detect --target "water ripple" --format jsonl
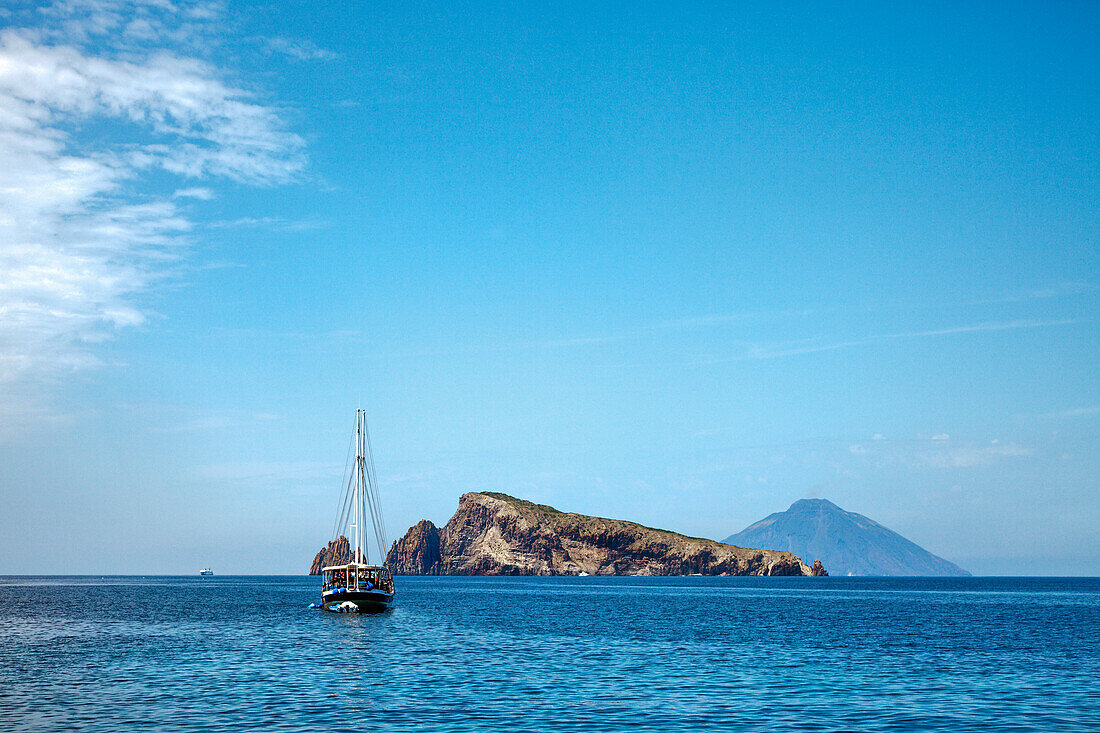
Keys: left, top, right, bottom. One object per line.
{"left": 0, "top": 576, "right": 1097, "bottom": 731}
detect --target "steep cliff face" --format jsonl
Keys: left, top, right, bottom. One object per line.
{"left": 385, "top": 492, "right": 823, "bottom": 577}
{"left": 387, "top": 520, "right": 442, "bottom": 575}
{"left": 309, "top": 536, "right": 351, "bottom": 575}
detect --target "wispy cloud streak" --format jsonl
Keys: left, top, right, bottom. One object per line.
{"left": 0, "top": 3, "right": 302, "bottom": 404}
{"left": 1039, "top": 406, "right": 1100, "bottom": 420}
{"left": 514, "top": 302, "right": 1083, "bottom": 363}
{"left": 730, "top": 319, "right": 1079, "bottom": 362}
{"left": 847, "top": 436, "right": 1032, "bottom": 469}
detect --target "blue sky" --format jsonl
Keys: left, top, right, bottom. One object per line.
{"left": 0, "top": 1, "right": 1096, "bottom": 575}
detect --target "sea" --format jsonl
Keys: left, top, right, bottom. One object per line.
{"left": 1, "top": 575, "right": 1097, "bottom": 731}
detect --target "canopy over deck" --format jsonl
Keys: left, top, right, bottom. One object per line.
{"left": 322, "top": 563, "right": 389, "bottom": 572}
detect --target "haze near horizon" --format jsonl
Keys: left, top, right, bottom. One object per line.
{"left": 0, "top": 1, "right": 1097, "bottom": 576}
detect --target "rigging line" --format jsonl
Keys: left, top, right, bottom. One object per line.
{"left": 335, "top": 468, "right": 356, "bottom": 548}
{"left": 331, "top": 474, "right": 352, "bottom": 546}
{"left": 368, "top": 474, "right": 385, "bottom": 564}
{"left": 358, "top": 411, "right": 372, "bottom": 566}
{"left": 363, "top": 418, "right": 386, "bottom": 541}
{"left": 364, "top": 440, "right": 376, "bottom": 564}
{"left": 331, "top": 426, "right": 356, "bottom": 540}
{"left": 370, "top": 461, "right": 387, "bottom": 551}
{"left": 363, "top": 456, "right": 384, "bottom": 563}
{"left": 333, "top": 450, "right": 356, "bottom": 542}
{"left": 359, "top": 414, "right": 382, "bottom": 547}
{"left": 364, "top": 424, "right": 388, "bottom": 563}
{"left": 358, "top": 420, "right": 369, "bottom": 565}
{"left": 339, "top": 408, "right": 364, "bottom": 543}
{"left": 334, "top": 415, "right": 359, "bottom": 546}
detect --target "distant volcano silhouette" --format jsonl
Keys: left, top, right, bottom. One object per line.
{"left": 724, "top": 499, "right": 969, "bottom": 576}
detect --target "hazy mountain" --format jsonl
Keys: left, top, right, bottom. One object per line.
{"left": 723, "top": 498, "right": 969, "bottom": 576}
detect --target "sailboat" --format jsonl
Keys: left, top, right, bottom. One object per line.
{"left": 318, "top": 409, "right": 395, "bottom": 613}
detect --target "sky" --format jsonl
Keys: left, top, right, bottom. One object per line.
{"left": 0, "top": 1, "right": 1096, "bottom": 575}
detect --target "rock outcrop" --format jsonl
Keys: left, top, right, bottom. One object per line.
{"left": 385, "top": 492, "right": 824, "bottom": 576}
{"left": 309, "top": 535, "right": 351, "bottom": 575}
{"left": 387, "top": 520, "right": 441, "bottom": 574}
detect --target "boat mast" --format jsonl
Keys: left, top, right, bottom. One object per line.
{"left": 337, "top": 408, "right": 388, "bottom": 569}
{"left": 363, "top": 407, "right": 371, "bottom": 561}
{"left": 355, "top": 409, "right": 366, "bottom": 565}
{"left": 362, "top": 414, "right": 388, "bottom": 566}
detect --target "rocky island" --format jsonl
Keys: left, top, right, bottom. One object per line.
{"left": 375, "top": 492, "right": 826, "bottom": 576}
{"left": 309, "top": 535, "right": 351, "bottom": 575}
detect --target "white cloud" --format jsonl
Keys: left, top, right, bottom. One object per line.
{"left": 845, "top": 436, "right": 1032, "bottom": 469}
{"left": 914, "top": 441, "right": 1031, "bottom": 469}
{"left": 205, "top": 216, "right": 323, "bottom": 231}
{"left": 36, "top": 0, "right": 227, "bottom": 49}
{"left": 259, "top": 36, "right": 339, "bottom": 62}
{"left": 173, "top": 187, "right": 214, "bottom": 199}
{"left": 142, "top": 404, "right": 281, "bottom": 433}
{"left": 0, "top": 6, "right": 302, "bottom": 409}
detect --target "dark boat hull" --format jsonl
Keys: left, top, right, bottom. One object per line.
{"left": 321, "top": 589, "right": 394, "bottom": 613}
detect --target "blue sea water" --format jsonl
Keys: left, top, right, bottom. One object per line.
{"left": 0, "top": 576, "right": 1097, "bottom": 731}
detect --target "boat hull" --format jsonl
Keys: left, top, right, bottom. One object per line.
{"left": 321, "top": 589, "right": 394, "bottom": 613}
